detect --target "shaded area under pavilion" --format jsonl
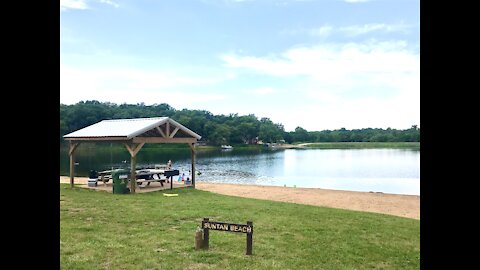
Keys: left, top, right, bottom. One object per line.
{"left": 63, "top": 117, "right": 201, "bottom": 193}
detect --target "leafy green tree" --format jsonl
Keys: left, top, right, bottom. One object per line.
{"left": 207, "top": 123, "right": 231, "bottom": 145}
{"left": 293, "top": 126, "right": 309, "bottom": 142}
{"left": 259, "top": 118, "right": 284, "bottom": 143}
{"left": 60, "top": 101, "right": 420, "bottom": 144}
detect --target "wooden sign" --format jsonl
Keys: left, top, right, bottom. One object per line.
{"left": 202, "top": 221, "right": 253, "bottom": 233}
{"left": 201, "top": 218, "right": 253, "bottom": 255}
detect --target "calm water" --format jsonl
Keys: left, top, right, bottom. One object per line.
{"left": 60, "top": 145, "right": 420, "bottom": 195}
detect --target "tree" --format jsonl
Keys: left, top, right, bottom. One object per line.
{"left": 206, "top": 123, "right": 231, "bottom": 145}
{"left": 293, "top": 126, "right": 309, "bottom": 142}
{"left": 258, "top": 118, "right": 284, "bottom": 143}
{"left": 60, "top": 101, "right": 420, "bottom": 145}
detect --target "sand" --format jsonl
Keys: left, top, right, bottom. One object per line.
{"left": 60, "top": 176, "right": 419, "bottom": 219}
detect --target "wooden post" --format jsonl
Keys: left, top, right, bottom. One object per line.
{"left": 189, "top": 143, "right": 196, "bottom": 188}
{"left": 69, "top": 142, "right": 80, "bottom": 188}
{"left": 69, "top": 151, "right": 75, "bottom": 188}
{"left": 195, "top": 229, "right": 203, "bottom": 250}
{"left": 246, "top": 221, "right": 253, "bottom": 255}
{"left": 203, "top": 217, "right": 209, "bottom": 250}
{"left": 130, "top": 154, "right": 136, "bottom": 193}
{"left": 170, "top": 176, "right": 173, "bottom": 190}
{"left": 124, "top": 142, "right": 145, "bottom": 194}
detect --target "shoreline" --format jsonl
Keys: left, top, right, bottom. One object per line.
{"left": 60, "top": 176, "right": 419, "bottom": 220}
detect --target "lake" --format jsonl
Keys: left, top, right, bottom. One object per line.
{"left": 60, "top": 145, "right": 420, "bottom": 195}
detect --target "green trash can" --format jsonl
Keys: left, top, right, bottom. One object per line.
{"left": 112, "top": 169, "right": 131, "bottom": 194}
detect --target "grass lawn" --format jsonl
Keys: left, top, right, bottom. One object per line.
{"left": 60, "top": 184, "right": 419, "bottom": 269}
{"left": 302, "top": 142, "right": 420, "bottom": 149}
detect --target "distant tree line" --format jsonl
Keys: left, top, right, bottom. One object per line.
{"left": 60, "top": 101, "right": 420, "bottom": 145}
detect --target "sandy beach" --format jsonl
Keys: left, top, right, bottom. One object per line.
{"left": 60, "top": 176, "right": 419, "bottom": 219}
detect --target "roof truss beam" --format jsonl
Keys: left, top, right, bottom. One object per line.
{"left": 132, "top": 137, "right": 196, "bottom": 144}
{"left": 69, "top": 142, "right": 80, "bottom": 156}
{"left": 155, "top": 126, "right": 167, "bottom": 138}
{"left": 169, "top": 126, "right": 180, "bottom": 138}
{"left": 124, "top": 142, "right": 145, "bottom": 157}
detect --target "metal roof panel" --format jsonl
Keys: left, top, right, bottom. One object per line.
{"left": 63, "top": 117, "right": 169, "bottom": 138}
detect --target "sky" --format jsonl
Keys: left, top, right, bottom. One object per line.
{"left": 60, "top": 0, "right": 419, "bottom": 132}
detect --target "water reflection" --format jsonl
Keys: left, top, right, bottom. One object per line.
{"left": 60, "top": 144, "right": 419, "bottom": 195}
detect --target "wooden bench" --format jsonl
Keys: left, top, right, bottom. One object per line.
{"left": 136, "top": 178, "right": 168, "bottom": 187}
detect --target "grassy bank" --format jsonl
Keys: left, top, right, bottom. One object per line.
{"left": 301, "top": 142, "right": 420, "bottom": 149}
{"left": 60, "top": 184, "right": 419, "bottom": 269}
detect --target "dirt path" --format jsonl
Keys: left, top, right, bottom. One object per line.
{"left": 60, "top": 176, "right": 419, "bottom": 219}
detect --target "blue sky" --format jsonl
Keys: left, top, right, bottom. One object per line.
{"left": 60, "top": 0, "right": 419, "bottom": 132}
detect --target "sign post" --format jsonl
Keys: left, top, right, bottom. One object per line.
{"left": 203, "top": 217, "right": 210, "bottom": 250}
{"left": 246, "top": 221, "right": 253, "bottom": 255}
{"left": 201, "top": 217, "right": 253, "bottom": 255}
{"left": 164, "top": 170, "right": 179, "bottom": 190}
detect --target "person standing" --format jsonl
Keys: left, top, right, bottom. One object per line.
{"left": 165, "top": 160, "right": 173, "bottom": 183}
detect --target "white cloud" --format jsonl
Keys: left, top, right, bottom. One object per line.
{"left": 225, "top": 72, "right": 238, "bottom": 79}
{"left": 297, "top": 73, "right": 419, "bottom": 130}
{"left": 309, "top": 25, "right": 333, "bottom": 38}
{"left": 305, "top": 23, "right": 413, "bottom": 38}
{"left": 287, "top": 22, "right": 412, "bottom": 39}
{"left": 61, "top": 0, "right": 120, "bottom": 11}
{"left": 340, "top": 23, "right": 385, "bottom": 36}
{"left": 221, "top": 40, "right": 419, "bottom": 131}
{"left": 60, "top": 0, "right": 88, "bottom": 11}
{"left": 100, "top": 0, "right": 119, "bottom": 8}
{"left": 252, "top": 87, "right": 276, "bottom": 95}
{"left": 340, "top": 23, "right": 412, "bottom": 36}
{"left": 60, "top": 64, "right": 229, "bottom": 106}
{"left": 268, "top": 82, "right": 419, "bottom": 131}
{"left": 222, "top": 40, "right": 418, "bottom": 78}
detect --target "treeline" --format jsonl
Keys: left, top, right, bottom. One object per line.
{"left": 60, "top": 101, "right": 419, "bottom": 145}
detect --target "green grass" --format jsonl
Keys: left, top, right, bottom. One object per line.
{"left": 60, "top": 184, "right": 420, "bottom": 269}
{"left": 302, "top": 142, "right": 420, "bottom": 149}
{"left": 195, "top": 145, "right": 218, "bottom": 151}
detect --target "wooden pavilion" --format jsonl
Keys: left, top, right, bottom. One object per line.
{"left": 63, "top": 117, "right": 201, "bottom": 193}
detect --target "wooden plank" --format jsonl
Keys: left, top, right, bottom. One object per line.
{"left": 200, "top": 219, "right": 253, "bottom": 255}
{"left": 190, "top": 143, "right": 196, "bottom": 188}
{"left": 132, "top": 137, "right": 197, "bottom": 144}
{"left": 136, "top": 179, "right": 165, "bottom": 183}
{"left": 246, "top": 221, "right": 253, "bottom": 255}
{"left": 202, "top": 221, "right": 253, "bottom": 233}
{"left": 169, "top": 126, "right": 180, "bottom": 138}
{"left": 124, "top": 142, "right": 144, "bottom": 156}
{"left": 203, "top": 218, "right": 209, "bottom": 250}
{"left": 124, "top": 143, "right": 135, "bottom": 156}
{"left": 166, "top": 121, "right": 170, "bottom": 137}
{"left": 155, "top": 126, "right": 167, "bottom": 138}
{"left": 130, "top": 155, "right": 137, "bottom": 193}
{"left": 124, "top": 142, "right": 144, "bottom": 194}
{"left": 69, "top": 142, "right": 80, "bottom": 188}
{"left": 68, "top": 142, "right": 80, "bottom": 156}
{"left": 132, "top": 142, "right": 145, "bottom": 156}
{"left": 69, "top": 150, "right": 75, "bottom": 188}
